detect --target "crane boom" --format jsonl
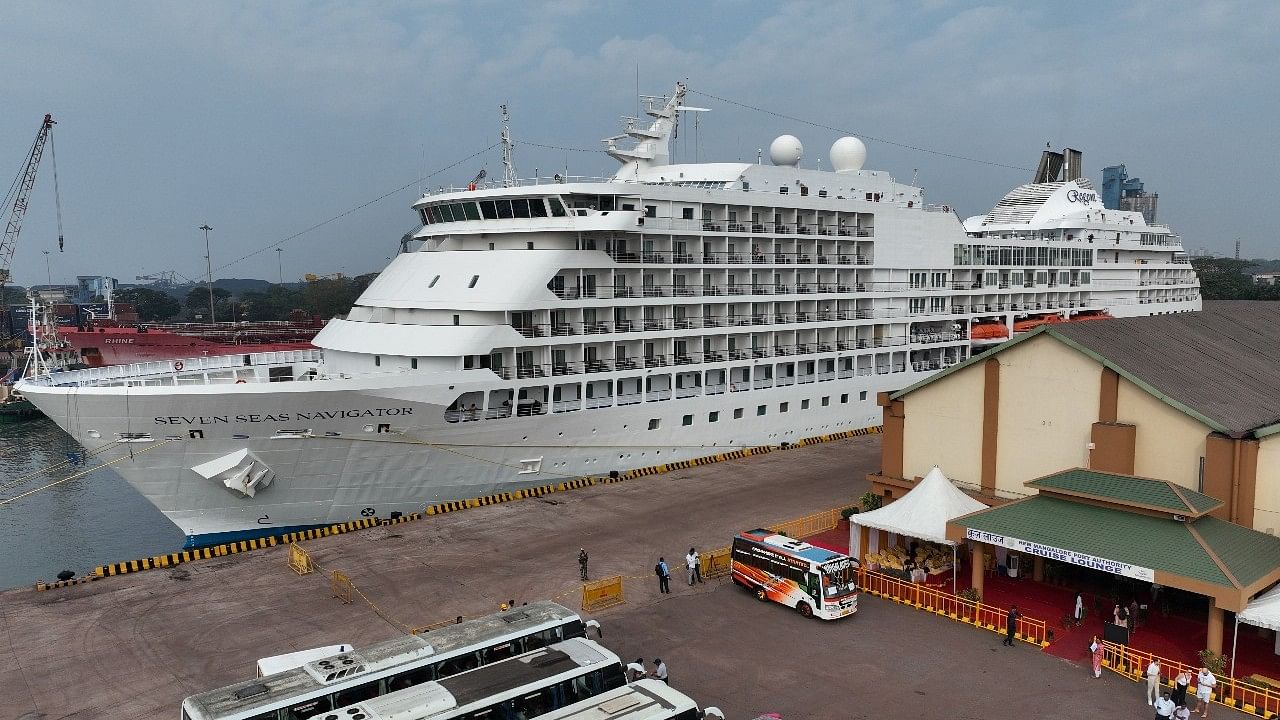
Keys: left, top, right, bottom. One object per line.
{"left": 0, "top": 114, "right": 56, "bottom": 295}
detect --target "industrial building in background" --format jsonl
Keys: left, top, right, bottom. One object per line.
{"left": 1102, "top": 164, "right": 1159, "bottom": 224}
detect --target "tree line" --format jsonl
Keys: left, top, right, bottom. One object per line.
{"left": 1190, "top": 257, "right": 1280, "bottom": 301}
{"left": 114, "top": 273, "right": 378, "bottom": 322}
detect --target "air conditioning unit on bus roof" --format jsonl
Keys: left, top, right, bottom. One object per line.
{"left": 304, "top": 652, "right": 368, "bottom": 684}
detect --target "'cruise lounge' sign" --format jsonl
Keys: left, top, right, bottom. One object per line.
{"left": 966, "top": 528, "right": 1154, "bottom": 582}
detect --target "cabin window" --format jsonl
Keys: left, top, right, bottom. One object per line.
{"left": 860, "top": 391, "right": 868, "bottom": 401}
{"left": 453, "top": 315, "right": 460, "bottom": 326}
{"left": 709, "top": 411, "right": 719, "bottom": 422}
{"left": 374, "top": 356, "right": 381, "bottom": 367}
{"left": 648, "top": 419, "right": 660, "bottom": 430}
{"left": 410, "top": 358, "right": 418, "bottom": 370}
{"left": 841, "top": 393, "right": 849, "bottom": 403}
{"left": 734, "top": 408, "right": 743, "bottom": 419}
{"left": 682, "top": 414, "right": 693, "bottom": 426}
{"left": 462, "top": 202, "right": 481, "bottom": 220}
{"left": 529, "top": 199, "right": 548, "bottom": 217}
{"left": 779, "top": 186, "right": 789, "bottom": 194}
{"left": 779, "top": 402, "right": 789, "bottom": 413}
{"left": 801, "top": 399, "right": 809, "bottom": 410}
{"left": 496, "top": 199, "right": 514, "bottom": 219}
{"left": 822, "top": 396, "right": 830, "bottom": 406}
{"left": 757, "top": 405, "right": 766, "bottom": 416}
{"left": 549, "top": 198, "right": 568, "bottom": 217}
{"left": 480, "top": 200, "right": 498, "bottom": 219}
{"left": 644, "top": 205, "right": 657, "bottom": 218}
{"left": 527, "top": 241, "right": 534, "bottom": 250}
{"left": 419, "top": 208, "right": 430, "bottom": 224}
{"left": 682, "top": 208, "right": 694, "bottom": 220}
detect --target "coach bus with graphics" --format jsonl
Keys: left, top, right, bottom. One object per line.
{"left": 183, "top": 601, "right": 600, "bottom": 720}
{"left": 731, "top": 528, "right": 858, "bottom": 620}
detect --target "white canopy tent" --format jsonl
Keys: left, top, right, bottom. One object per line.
{"left": 1232, "top": 582, "right": 1280, "bottom": 676}
{"left": 850, "top": 465, "right": 988, "bottom": 592}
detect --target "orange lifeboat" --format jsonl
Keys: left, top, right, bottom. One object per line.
{"left": 970, "top": 322, "right": 1010, "bottom": 340}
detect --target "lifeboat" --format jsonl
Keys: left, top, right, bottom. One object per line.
{"left": 970, "top": 322, "right": 1010, "bottom": 340}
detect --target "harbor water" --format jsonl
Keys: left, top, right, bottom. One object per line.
{"left": 0, "top": 418, "right": 184, "bottom": 589}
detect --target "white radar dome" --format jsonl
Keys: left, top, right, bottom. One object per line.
{"left": 829, "top": 136, "right": 867, "bottom": 172}
{"left": 769, "top": 135, "right": 804, "bottom": 167}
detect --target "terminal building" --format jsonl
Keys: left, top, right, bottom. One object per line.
{"left": 869, "top": 301, "right": 1280, "bottom": 656}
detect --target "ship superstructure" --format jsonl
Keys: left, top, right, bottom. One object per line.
{"left": 17, "top": 84, "right": 1200, "bottom": 545}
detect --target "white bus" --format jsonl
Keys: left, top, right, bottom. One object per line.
{"left": 183, "top": 602, "right": 598, "bottom": 720}
{"left": 329, "top": 637, "right": 626, "bottom": 720}
{"left": 535, "top": 679, "right": 720, "bottom": 720}
{"left": 732, "top": 528, "right": 858, "bottom": 620}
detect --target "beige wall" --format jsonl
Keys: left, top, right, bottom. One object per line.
{"left": 1115, "top": 378, "right": 1207, "bottom": 491}
{"left": 1254, "top": 436, "right": 1280, "bottom": 534}
{"left": 902, "top": 360, "right": 984, "bottom": 486}
{"left": 993, "top": 336, "right": 1100, "bottom": 494}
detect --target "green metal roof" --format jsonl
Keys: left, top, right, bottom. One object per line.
{"left": 1192, "top": 516, "right": 1280, "bottom": 588}
{"left": 953, "top": 495, "right": 1233, "bottom": 588}
{"left": 1026, "top": 468, "right": 1223, "bottom": 517}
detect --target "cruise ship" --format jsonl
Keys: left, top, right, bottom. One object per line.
{"left": 16, "top": 84, "right": 1201, "bottom": 546}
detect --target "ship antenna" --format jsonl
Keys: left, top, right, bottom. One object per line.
{"left": 500, "top": 103, "right": 518, "bottom": 187}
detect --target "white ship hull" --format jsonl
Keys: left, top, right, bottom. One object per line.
{"left": 20, "top": 360, "right": 900, "bottom": 545}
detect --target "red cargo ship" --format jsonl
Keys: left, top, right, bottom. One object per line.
{"left": 59, "top": 315, "right": 324, "bottom": 367}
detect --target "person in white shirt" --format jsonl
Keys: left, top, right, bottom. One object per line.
{"left": 652, "top": 657, "right": 668, "bottom": 684}
{"left": 1194, "top": 668, "right": 1216, "bottom": 717}
{"left": 686, "top": 548, "right": 702, "bottom": 585}
{"left": 1146, "top": 659, "right": 1162, "bottom": 705}
{"left": 626, "top": 658, "right": 646, "bottom": 682}
{"left": 910, "top": 566, "right": 927, "bottom": 584}
{"left": 1174, "top": 704, "right": 1191, "bottom": 720}
{"left": 1154, "top": 692, "right": 1175, "bottom": 719}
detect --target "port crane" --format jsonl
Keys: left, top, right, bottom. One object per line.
{"left": 0, "top": 114, "right": 63, "bottom": 298}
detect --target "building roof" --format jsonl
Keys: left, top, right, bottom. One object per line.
{"left": 1026, "top": 468, "right": 1222, "bottom": 517}
{"left": 893, "top": 302, "right": 1280, "bottom": 438}
{"left": 949, "top": 494, "right": 1280, "bottom": 607}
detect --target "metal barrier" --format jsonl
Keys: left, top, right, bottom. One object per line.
{"left": 1102, "top": 641, "right": 1280, "bottom": 718}
{"left": 287, "top": 543, "right": 313, "bottom": 575}
{"left": 582, "top": 575, "right": 626, "bottom": 612}
{"left": 331, "top": 570, "right": 353, "bottom": 604}
{"left": 858, "top": 568, "right": 1049, "bottom": 646}
{"left": 701, "top": 547, "right": 733, "bottom": 579}
{"left": 767, "top": 507, "right": 842, "bottom": 539}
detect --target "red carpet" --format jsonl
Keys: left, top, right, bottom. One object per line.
{"left": 804, "top": 525, "right": 849, "bottom": 555}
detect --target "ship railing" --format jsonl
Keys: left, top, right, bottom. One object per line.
{"left": 605, "top": 249, "right": 874, "bottom": 266}
{"left": 23, "top": 349, "right": 323, "bottom": 387}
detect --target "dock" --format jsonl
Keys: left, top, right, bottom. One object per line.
{"left": 1, "top": 436, "right": 1240, "bottom": 720}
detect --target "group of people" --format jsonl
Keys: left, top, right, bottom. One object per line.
{"left": 655, "top": 549, "right": 704, "bottom": 593}
{"left": 1145, "top": 659, "right": 1217, "bottom": 719}
{"left": 577, "top": 548, "right": 706, "bottom": 592}
{"left": 626, "top": 657, "right": 669, "bottom": 684}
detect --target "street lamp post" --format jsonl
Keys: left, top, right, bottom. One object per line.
{"left": 199, "top": 224, "right": 215, "bottom": 322}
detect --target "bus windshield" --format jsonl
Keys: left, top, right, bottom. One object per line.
{"left": 820, "top": 558, "right": 856, "bottom": 596}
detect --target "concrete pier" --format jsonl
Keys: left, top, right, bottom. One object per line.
{"left": 1, "top": 437, "right": 1247, "bottom": 720}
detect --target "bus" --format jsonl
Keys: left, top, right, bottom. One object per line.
{"left": 183, "top": 601, "right": 600, "bottom": 720}
{"left": 731, "top": 528, "right": 858, "bottom": 620}
{"left": 534, "top": 679, "right": 722, "bottom": 720}
{"left": 329, "top": 637, "right": 626, "bottom": 720}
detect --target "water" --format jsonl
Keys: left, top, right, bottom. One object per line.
{"left": 0, "top": 417, "right": 185, "bottom": 589}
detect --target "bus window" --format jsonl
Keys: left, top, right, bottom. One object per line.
{"left": 388, "top": 664, "right": 434, "bottom": 691}
{"left": 600, "top": 663, "right": 626, "bottom": 690}
{"left": 523, "top": 628, "right": 556, "bottom": 651}
{"left": 561, "top": 619, "right": 585, "bottom": 639}
{"left": 333, "top": 680, "right": 380, "bottom": 709}
{"left": 482, "top": 641, "right": 517, "bottom": 663}
{"left": 437, "top": 651, "right": 481, "bottom": 678}
{"left": 511, "top": 690, "right": 550, "bottom": 719}
{"left": 245, "top": 712, "right": 277, "bottom": 720}
{"left": 805, "top": 572, "right": 821, "bottom": 601}
{"left": 282, "top": 695, "right": 330, "bottom": 720}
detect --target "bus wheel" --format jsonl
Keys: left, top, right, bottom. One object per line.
{"left": 756, "top": 588, "right": 768, "bottom": 602}
{"left": 797, "top": 601, "right": 814, "bottom": 618}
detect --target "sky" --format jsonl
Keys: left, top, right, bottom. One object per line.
{"left": 1, "top": 0, "right": 1276, "bottom": 287}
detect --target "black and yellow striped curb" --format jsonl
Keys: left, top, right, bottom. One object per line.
{"left": 35, "top": 574, "right": 100, "bottom": 592}
{"left": 40, "top": 425, "right": 882, "bottom": 591}
{"left": 861, "top": 584, "right": 1050, "bottom": 648}
{"left": 80, "top": 518, "right": 382, "bottom": 583}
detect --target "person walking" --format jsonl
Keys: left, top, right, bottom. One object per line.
{"left": 686, "top": 548, "right": 706, "bottom": 584}
{"left": 1073, "top": 592, "right": 1085, "bottom": 626}
{"left": 1089, "top": 635, "right": 1105, "bottom": 678}
{"left": 652, "top": 658, "right": 668, "bottom": 684}
{"left": 1155, "top": 692, "right": 1175, "bottom": 720}
{"left": 656, "top": 557, "right": 671, "bottom": 594}
{"left": 1003, "top": 605, "right": 1019, "bottom": 646}
{"left": 1193, "top": 667, "right": 1216, "bottom": 717}
{"left": 578, "top": 548, "right": 589, "bottom": 581}
{"left": 1146, "top": 659, "right": 1162, "bottom": 705}
{"left": 1172, "top": 669, "right": 1191, "bottom": 707}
